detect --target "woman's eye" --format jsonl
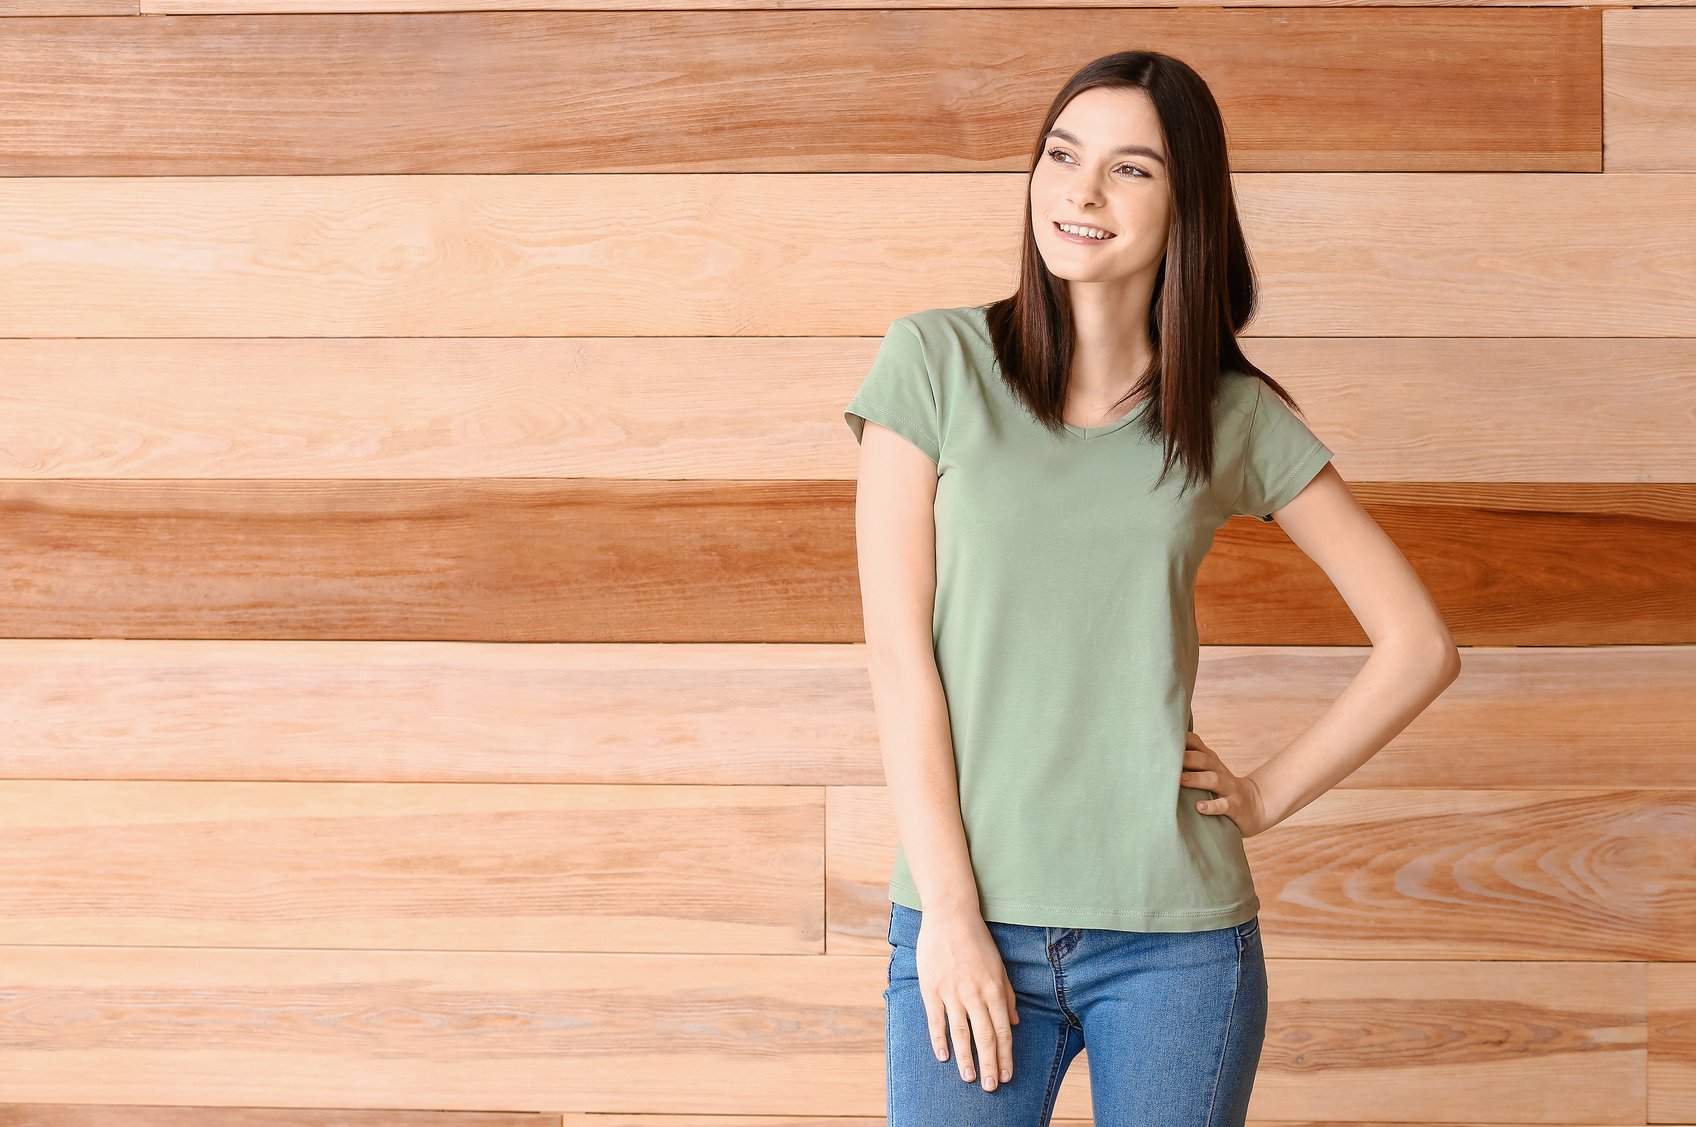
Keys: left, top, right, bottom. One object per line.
{"left": 1046, "top": 148, "right": 1148, "bottom": 178}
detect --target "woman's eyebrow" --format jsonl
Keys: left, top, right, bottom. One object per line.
{"left": 1043, "top": 127, "right": 1168, "bottom": 167}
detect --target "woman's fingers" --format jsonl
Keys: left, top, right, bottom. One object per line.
{"left": 951, "top": 1001, "right": 977, "bottom": 1081}
{"left": 922, "top": 982, "right": 950, "bottom": 1062}
{"left": 982, "top": 992, "right": 1015, "bottom": 1086}
{"left": 914, "top": 922, "right": 1019, "bottom": 1089}
{"left": 963, "top": 993, "right": 1001, "bottom": 1089}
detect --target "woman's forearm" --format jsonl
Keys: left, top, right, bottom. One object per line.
{"left": 868, "top": 648, "right": 983, "bottom": 920}
{"left": 1249, "top": 639, "right": 1462, "bottom": 830}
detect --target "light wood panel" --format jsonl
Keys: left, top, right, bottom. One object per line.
{"left": 0, "top": 1112, "right": 556, "bottom": 1126}
{"left": 0, "top": 0, "right": 132, "bottom": 14}
{"left": 3, "top": 1116, "right": 1658, "bottom": 1127}
{"left": 0, "top": 10, "right": 1597, "bottom": 175}
{"left": 831, "top": 784, "right": 1696, "bottom": 960}
{"left": 1, "top": 336, "right": 1691, "bottom": 481}
{"left": 1, "top": 0, "right": 1689, "bottom": 1122}
{"left": 0, "top": 479, "right": 1689, "bottom": 643}
{"left": 0, "top": 641, "right": 1682, "bottom": 789}
{"left": 1605, "top": 9, "right": 1696, "bottom": 171}
{"left": 0, "top": 942, "right": 1649, "bottom": 1121}
{"left": 0, "top": 780, "right": 824, "bottom": 953}
{"left": 131, "top": 0, "right": 1694, "bottom": 11}
{"left": 4, "top": 173, "right": 1696, "bottom": 337}
{"left": 1, "top": 773, "right": 1686, "bottom": 963}
{"left": 1650, "top": 963, "right": 1696, "bottom": 1123}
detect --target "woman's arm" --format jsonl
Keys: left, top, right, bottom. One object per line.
{"left": 854, "top": 419, "right": 981, "bottom": 920}
{"left": 1245, "top": 463, "right": 1463, "bottom": 830}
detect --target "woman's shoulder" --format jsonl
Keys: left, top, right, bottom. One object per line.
{"left": 886, "top": 305, "right": 997, "bottom": 381}
{"left": 1215, "top": 367, "right": 1267, "bottom": 421}
{"left": 894, "top": 304, "right": 991, "bottom": 342}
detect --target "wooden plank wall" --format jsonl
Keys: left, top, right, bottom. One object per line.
{"left": 0, "top": 0, "right": 1691, "bottom": 1123}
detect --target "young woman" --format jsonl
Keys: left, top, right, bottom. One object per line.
{"left": 845, "top": 50, "right": 1461, "bottom": 1127}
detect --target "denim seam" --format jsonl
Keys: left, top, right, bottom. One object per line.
{"left": 1038, "top": 1017, "right": 1072, "bottom": 1126}
{"left": 885, "top": 987, "right": 895, "bottom": 1127}
{"left": 1206, "top": 926, "right": 1245, "bottom": 1126}
{"left": 1048, "top": 941, "right": 1083, "bottom": 1029}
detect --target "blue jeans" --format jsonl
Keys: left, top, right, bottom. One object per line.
{"left": 884, "top": 901, "right": 1267, "bottom": 1126}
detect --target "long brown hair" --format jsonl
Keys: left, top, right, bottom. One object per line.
{"left": 983, "top": 49, "right": 1308, "bottom": 500}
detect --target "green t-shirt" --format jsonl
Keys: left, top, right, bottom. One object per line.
{"left": 844, "top": 303, "right": 1333, "bottom": 932}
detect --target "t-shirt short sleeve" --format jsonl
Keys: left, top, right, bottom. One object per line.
{"left": 1233, "top": 378, "right": 1334, "bottom": 522}
{"left": 843, "top": 318, "right": 942, "bottom": 465}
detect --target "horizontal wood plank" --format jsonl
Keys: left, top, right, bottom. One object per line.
{"left": 0, "top": 1110, "right": 556, "bottom": 1126}
{"left": 0, "top": 480, "right": 1689, "bottom": 644}
{"left": 0, "top": 10, "right": 1597, "bottom": 175}
{"left": 5, "top": 173, "right": 1695, "bottom": 337}
{"left": 1603, "top": 9, "right": 1696, "bottom": 173}
{"left": 0, "top": 944, "right": 1645, "bottom": 1120}
{"left": 0, "top": 641, "right": 1683, "bottom": 788}
{"left": 830, "top": 785, "right": 1696, "bottom": 962}
{"left": 1649, "top": 962, "right": 1696, "bottom": 1122}
{"left": 1, "top": 336, "right": 1691, "bottom": 482}
{"left": 0, "top": 639, "right": 1688, "bottom": 960}
{"left": 0, "top": 781, "right": 823, "bottom": 953}
{"left": 0, "top": 0, "right": 131, "bottom": 14}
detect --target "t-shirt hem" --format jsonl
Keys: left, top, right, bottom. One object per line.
{"left": 844, "top": 397, "right": 942, "bottom": 465}
{"left": 888, "top": 877, "right": 1260, "bottom": 933}
{"left": 1255, "top": 440, "right": 1334, "bottom": 522}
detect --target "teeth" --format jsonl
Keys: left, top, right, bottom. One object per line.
{"left": 1059, "top": 222, "right": 1112, "bottom": 239}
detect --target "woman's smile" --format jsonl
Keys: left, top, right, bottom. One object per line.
{"left": 1053, "top": 220, "right": 1117, "bottom": 244}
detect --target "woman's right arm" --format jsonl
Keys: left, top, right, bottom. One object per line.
{"left": 854, "top": 418, "right": 1020, "bottom": 1093}
{"left": 852, "top": 418, "right": 980, "bottom": 921}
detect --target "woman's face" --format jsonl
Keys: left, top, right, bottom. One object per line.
{"left": 1030, "top": 87, "right": 1173, "bottom": 289}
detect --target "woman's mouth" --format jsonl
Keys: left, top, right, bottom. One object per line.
{"left": 1053, "top": 221, "right": 1116, "bottom": 245}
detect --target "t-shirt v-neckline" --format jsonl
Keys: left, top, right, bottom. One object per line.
{"left": 1062, "top": 395, "right": 1151, "bottom": 440}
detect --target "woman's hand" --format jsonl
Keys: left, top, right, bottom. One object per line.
{"left": 915, "top": 911, "right": 1021, "bottom": 1091}
{"left": 1182, "top": 730, "right": 1271, "bottom": 839}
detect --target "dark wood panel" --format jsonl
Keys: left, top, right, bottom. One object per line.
{"left": 0, "top": 480, "right": 1689, "bottom": 644}
{"left": 0, "top": 10, "right": 1598, "bottom": 175}
{"left": 0, "top": 944, "right": 1644, "bottom": 1120}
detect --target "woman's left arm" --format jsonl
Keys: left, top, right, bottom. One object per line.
{"left": 1206, "top": 462, "right": 1463, "bottom": 836}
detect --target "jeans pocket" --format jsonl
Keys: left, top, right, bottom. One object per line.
{"left": 1233, "top": 916, "right": 1261, "bottom": 942}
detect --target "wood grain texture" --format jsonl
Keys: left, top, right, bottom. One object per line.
{"left": 6, "top": 172, "right": 1696, "bottom": 337}
{"left": 0, "top": 943, "right": 1646, "bottom": 1120}
{"left": 0, "top": 641, "right": 1686, "bottom": 960}
{"left": 1650, "top": 963, "right": 1696, "bottom": 1123}
{"left": 0, "top": 1112, "right": 556, "bottom": 1126}
{"left": 0, "top": 0, "right": 133, "bottom": 14}
{"left": 0, "top": 10, "right": 1596, "bottom": 174}
{"left": 1604, "top": 9, "right": 1696, "bottom": 172}
{"left": 0, "top": 641, "right": 1683, "bottom": 788}
{"left": 0, "top": 0, "right": 1685, "bottom": 1121}
{"left": 135, "top": 0, "right": 1680, "bottom": 11}
{"left": 0, "top": 479, "right": 1689, "bottom": 643}
{"left": 0, "top": 639, "right": 878, "bottom": 783}
{"left": 0, "top": 780, "right": 824, "bottom": 953}
{"left": 831, "top": 784, "right": 1696, "bottom": 962}
{"left": 1, "top": 336, "right": 1692, "bottom": 481}
{"left": 0, "top": 776, "right": 1687, "bottom": 961}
